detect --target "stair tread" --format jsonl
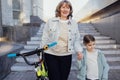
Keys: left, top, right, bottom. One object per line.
{"left": 16, "top": 55, "right": 40, "bottom": 63}
{"left": 11, "top": 63, "right": 34, "bottom": 71}
{"left": 11, "top": 62, "right": 120, "bottom": 71}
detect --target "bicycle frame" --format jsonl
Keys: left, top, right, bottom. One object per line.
{"left": 7, "top": 42, "right": 57, "bottom": 80}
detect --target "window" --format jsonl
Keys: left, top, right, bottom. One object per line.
{"left": 12, "top": 0, "right": 21, "bottom": 19}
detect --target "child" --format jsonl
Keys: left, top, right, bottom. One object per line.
{"left": 77, "top": 34, "right": 109, "bottom": 80}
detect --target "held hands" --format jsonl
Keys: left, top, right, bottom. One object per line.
{"left": 77, "top": 52, "right": 83, "bottom": 60}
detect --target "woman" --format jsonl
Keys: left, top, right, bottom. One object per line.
{"left": 41, "top": 1, "right": 83, "bottom": 80}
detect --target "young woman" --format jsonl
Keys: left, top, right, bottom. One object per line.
{"left": 77, "top": 34, "right": 109, "bottom": 80}
{"left": 41, "top": 0, "right": 83, "bottom": 80}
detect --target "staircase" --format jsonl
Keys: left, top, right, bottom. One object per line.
{"left": 9, "top": 23, "right": 44, "bottom": 71}
{"left": 4, "top": 23, "right": 120, "bottom": 80}
{"left": 69, "top": 23, "right": 120, "bottom": 80}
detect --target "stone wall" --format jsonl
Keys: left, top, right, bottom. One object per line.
{"left": 92, "top": 13, "right": 120, "bottom": 44}
{"left": 0, "top": 54, "right": 15, "bottom": 80}
{"left": 0, "top": 0, "right": 3, "bottom": 37}
{"left": 2, "top": 25, "right": 40, "bottom": 44}
{"left": 0, "top": 42, "right": 24, "bottom": 80}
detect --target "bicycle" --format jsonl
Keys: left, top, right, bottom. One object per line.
{"left": 7, "top": 42, "right": 57, "bottom": 80}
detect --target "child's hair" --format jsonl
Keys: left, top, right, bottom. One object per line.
{"left": 83, "top": 34, "right": 95, "bottom": 45}
{"left": 55, "top": 0, "right": 73, "bottom": 19}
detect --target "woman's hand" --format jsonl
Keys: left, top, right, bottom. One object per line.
{"left": 77, "top": 52, "right": 83, "bottom": 60}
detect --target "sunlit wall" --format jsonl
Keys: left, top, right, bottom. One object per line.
{"left": 75, "top": 0, "right": 118, "bottom": 22}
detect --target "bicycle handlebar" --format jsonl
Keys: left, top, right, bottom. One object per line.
{"left": 7, "top": 42, "right": 57, "bottom": 58}
{"left": 7, "top": 42, "right": 57, "bottom": 65}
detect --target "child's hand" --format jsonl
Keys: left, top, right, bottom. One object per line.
{"left": 77, "top": 52, "right": 83, "bottom": 60}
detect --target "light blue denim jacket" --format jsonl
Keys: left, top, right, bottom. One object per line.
{"left": 77, "top": 49, "right": 109, "bottom": 80}
{"left": 41, "top": 17, "right": 83, "bottom": 54}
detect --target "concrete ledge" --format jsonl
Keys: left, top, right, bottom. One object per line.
{"left": 0, "top": 42, "right": 24, "bottom": 80}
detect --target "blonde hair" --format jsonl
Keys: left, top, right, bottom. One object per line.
{"left": 55, "top": 0, "right": 73, "bottom": 19}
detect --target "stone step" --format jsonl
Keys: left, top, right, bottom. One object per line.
{"left": 78, "top": 24, "right": 94, "bottom": 26}
{"left": 72, "top": 56, "right": 120, "bottom": 62}
{"left": 36, "top": 32, "right": 43, "bottom": 35}
{"left": 72, "top": 49, "right": 120, "bottom": 57}
{"left": 16, "top": 55, "right": 40, "bottom": 63}
{"left": 81, "top": 36, "right": 111, "bottom": 40}
{"left": 36, "top": 33, "right": 42, "bottom": 36}
{"left": 79, "top": 27, "right": 96, "bottom": 30}
{"left": 11, "top": 63, "right": 34, "bottom": 71}
{"left": 30, "top": 36, "right": 111, "bottom": 41}
{"left": 27, "top": 41, "right": 41, "bottom": 44}
{"left": 16, "top": 52, "right": 120, "bottom": 63}
{"left": 37, "top": 32, "right": 43, "bottom": 35}
{"left": 27, "top": 39, "right": 116, "bottom": 45}
{"left": 24, "top": 44, "right": 120, "bottom": 50}
{"left": 3, "top": 71, "right": 36, "bottom": 80}
{"left": 102, "top": 49, "right": 120, "bottom": 54}
{"left": 82, "top": 44, "right": 120, "bottom": 49}
{"left": 102, "top": 49, "right": 120, "bottom": 55}
{"left": 107, "top": 57, "right": 120, "bottom": 62}
{"left": 11, "top": 62, "right": 120, "bottom": 72}
{"left": 24, "top": 44, "right": 39, "bottom": 49}
{"left": 20, "top": 49, "right": 120, "bottom": 58}
{"left": 79, "top": 26, "right": 94, "bottom": 28}
{"left": 4, "top": 69, "right": 120, "bottom": 80}
{"left": 71, "top": 64, "right": 120, "bottom": 71}
{"left": 20, "top": 49, "right": 36, "bottom": 54}
{"left": 38, "top": 30, "right": 43, "bottom": 33}
{"left": 80, "top": 32, "right": 100, "bottom": 36}
{"left": 78, "top": 27, "right": 95, "bottom": 29}
{"left": 105, "top": 53, "right": 120, "bottom": 57}
{"left": 82, "top": 39, "right": 116, "bottom": 44}
{"left": 108, "top": 62, "right": 120, "bottom": 67}
{"left": 96, "top": 44, "right": 120, "bottom": 49}
{"left": 79, "top": 30, "right": 98, "bottom": 33}
{"left": 31, "top": 37, "right": 41, "bottom": 41}
{"left": 71, "top": 61, "right": 120, "bottom": 70}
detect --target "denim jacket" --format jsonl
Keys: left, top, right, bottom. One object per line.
{"left": 41, "top": 17, "right": 83, "bottom": 54}
{"left": 77, "top": 49, "right": 110, "bottom": 80}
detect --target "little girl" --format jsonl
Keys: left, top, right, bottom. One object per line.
{"left": 77, "top": 34, "right": 109, "bottom": 80}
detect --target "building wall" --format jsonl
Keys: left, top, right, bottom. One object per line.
{"left": 2, "top": 25, "right": 40, "bottom": 43}
{"left": 43, "top": 0, "right": 59, "bottom": 21}
{"left": 38, "top": 0, "right": 43, "bottom": 20}
{"left": 1, "top": 0, "right": 34, "bottom": 26}
{"left": 75, "top": 0, "right": 117, "bottom": 21}
{"left": 0, "top": 0, "right": 3, "bottom": 37}
{"left": 92, "top": 13, "right": 120, "bottom": 44}
{"left": 20, "top": 0, "right": 31, "bottom": 24}
{"left": 1, "top": 0, "right": 13, "bottom": 26}
{"left": 31, "top": 0, "right": 43, "bottom": 20}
